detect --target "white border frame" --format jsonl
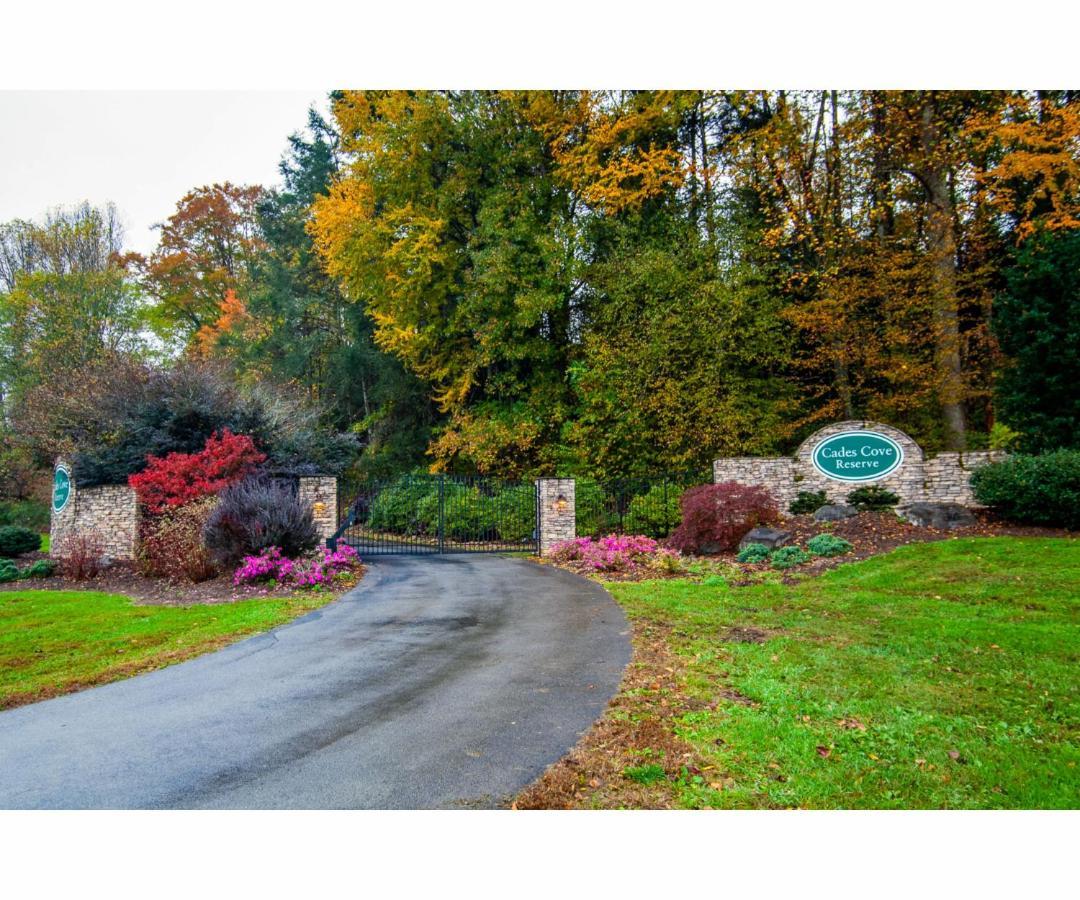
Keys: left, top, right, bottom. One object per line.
{"left": 811, "top": 430, "right": 905, "bottom": 483}
{"left": 52, "top": 462, "right": 72, "bottom": 513}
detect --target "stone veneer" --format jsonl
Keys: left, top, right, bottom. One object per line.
{"left": 50, "top": 460, "right": 140, "bottom": 561}
{"left": 537, "top": 478, "right": 575, "bottom": 555}
{"left": 50, "top": 461, "right": 341, "bottom": 561}
{"left": 713, "top": 421, "right": 1005, "bottom": 511}
{"left": 297, "top": 476, "right": 339, "bottom": 542}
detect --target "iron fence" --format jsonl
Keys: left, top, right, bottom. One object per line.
{"left": 574, "top": 472, "right": 711, "bottom": 539}
{"left": 331, "top": 473, "right": 538, "bottom": 555}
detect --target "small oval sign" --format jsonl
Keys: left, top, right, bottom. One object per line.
{"left": 811, "top": 431, "right": 904, "bottom": 482}
{"left": 52, "top": 464, "right": 72, "bottom": 513}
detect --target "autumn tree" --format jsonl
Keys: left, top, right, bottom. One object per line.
{"left": 311, "top": 91, "right": 590, "bottom": 475}
{"left": 140, "top": 182, "right": 265, "bottom": 345}
{"left": 230, "top": 107, "right": 437, "bottom": 476}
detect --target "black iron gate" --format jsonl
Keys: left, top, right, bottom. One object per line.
{"left": 329, "top": 474, "right": 539, "bottom": 555}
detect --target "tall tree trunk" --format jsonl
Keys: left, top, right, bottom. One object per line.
{"left": 868, "top": 91, "right": 895, "bottom": 240}
{"left": 698, "top": 97, "right": 716, "bottom": 246}
{"left": 918, "top": 96, "right": 967, "bottom": 450}
{"left": 826, "top": 91, "right": 854, "bottom": 418}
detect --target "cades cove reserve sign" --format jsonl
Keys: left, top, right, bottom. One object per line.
{"left": 810, "top": 430, "right": 904, "bottom": 482}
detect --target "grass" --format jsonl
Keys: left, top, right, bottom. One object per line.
{"left": 606, "top": 537, "right": 1079, "bottom": 809}
{"left": 0, "top": 589, "right": 337, "bottom": 709}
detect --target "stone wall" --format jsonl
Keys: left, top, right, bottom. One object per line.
{"left": 298, "top": 476, "right": 338, "bottom": 541}
{"left": 537, "top": 478, "right": 575, "bottom": 555}
{"left": 50, "top": 462, "right": 140, "bottom": 561}
{"left": 50, "top": 462, "right": 341, "bottom": 560}
{"left": 712, "top": 457, "right": 797, "bottom": 510}
{"left": 923, "top": 452, "right": 1005, "bottom": 506}
{"left": 713, "top": 421, "right": 1005, "bottom": 510}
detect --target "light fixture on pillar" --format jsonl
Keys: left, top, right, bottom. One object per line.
{"left": 554, "top": 493, "right": 568, "bottom": 514}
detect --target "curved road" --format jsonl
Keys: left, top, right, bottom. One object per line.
{"left": 0, "top": 556, "right": 630, "bottom": 809}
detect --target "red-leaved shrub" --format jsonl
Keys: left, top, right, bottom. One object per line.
{"left": 668, "top": 482, "right": 779, "bottom": 554}
{"left": 129, "top": 429, "right": 265, "bottom": 514}
{"left": 54, "top": 531, "right": 106, "bottom": 580}
{"left": 137, "top": 497, "right": 220, "bottom": 582}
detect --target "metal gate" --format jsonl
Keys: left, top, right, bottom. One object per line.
{"left": 328, "top": 474, "right": 539, "bottom": 555}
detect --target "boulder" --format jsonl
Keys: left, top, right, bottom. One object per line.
{"left": 901, "top": 502, "right": 977, "bottom": 530}
{"left": 739, "top": 526, "right": 792, "bottom": 550}
{"left": 813, "top": 504, "right": 858, "bottom": 522}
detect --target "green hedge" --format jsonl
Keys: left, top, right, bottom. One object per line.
{"left": 971, "top": 451, "right": 1080, "bottom": 529}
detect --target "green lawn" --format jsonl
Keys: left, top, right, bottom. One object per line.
{"left": 608, "top": 537, "right": 1079, "bottom": 808}
{"left": 0, "top": 589, "right": 335, "bottom": 709}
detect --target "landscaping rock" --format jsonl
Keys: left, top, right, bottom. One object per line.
{"left": 901, "top": 502, "right": 977, "bottom": 530}
{"left": 739, "top": 527, "right": 791, "bottom": 550}
{"left": 813, "top": 504, "right": 858, "bottom": 522}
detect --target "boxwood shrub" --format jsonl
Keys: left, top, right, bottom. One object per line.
{"left": 971, "top": 451, "right": 1080, "bottom": 529}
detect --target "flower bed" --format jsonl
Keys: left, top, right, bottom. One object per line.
{"left": 547, "top": 535, "right": 682, "bottom": 578}
{"left": 234, "top": 544, "right": 362, "bottom": 590}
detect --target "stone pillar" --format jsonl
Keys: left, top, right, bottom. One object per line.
{"left": 298, "top": 475, "right": 338, "bottom": 541}
{"left": 536, "top": 478, "right": 575, "bottom": 555}
{"left": 50, "top": 459, "right": 140, "bottom": 562}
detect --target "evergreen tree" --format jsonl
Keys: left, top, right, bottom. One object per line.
{"left": 992, "top": 228, "right": 1080, "bottom": 451}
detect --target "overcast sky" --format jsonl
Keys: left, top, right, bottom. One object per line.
{"left": 0, "top": 91, "right": 326, "bottom": 254}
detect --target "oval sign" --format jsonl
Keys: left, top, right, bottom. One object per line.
{"left": 52, "top": 464, "right": 72, "bottom": 513}
{"left": 811, "top": 431, "right": 904, "bottom": 482}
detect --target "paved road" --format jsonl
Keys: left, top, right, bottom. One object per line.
{"left": 0, "top": 556, "right": 630, "bottom": 809}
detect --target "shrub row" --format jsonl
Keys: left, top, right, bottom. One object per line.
{"left": 788, "top": 486, "right": 900, "bottom": 515}
{"left": 0, "top": 557, "right": 56, "bottom": 582}
{"left": 736, "top": 534, "right": 852, "bottom": 569}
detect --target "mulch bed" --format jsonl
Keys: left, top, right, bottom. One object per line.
{"left": 0, "top": 558, "right": 364, "bottom": 606}
{"left": 545, "top": 510, "right": 1074, "bottom": 584}
{"left": 769, "top": 508, "right": 1073, "bottom": 579}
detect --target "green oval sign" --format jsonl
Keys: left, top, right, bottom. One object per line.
{"left": 811, "top": 431, "right": 904, "bottom": 482}
{"left": 52, "top": 465, "right": 71, "bottom": 513}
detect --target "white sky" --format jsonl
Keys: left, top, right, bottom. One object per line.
{"left": 0, "top": 91, "right": 326, "bottom": 254}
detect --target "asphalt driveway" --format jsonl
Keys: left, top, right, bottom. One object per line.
{"left": 0, "top": 556, "right": 630, "bottom": 808}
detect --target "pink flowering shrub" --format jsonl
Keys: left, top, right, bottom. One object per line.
{"left": 547, "top": 534, "right": 682, "bottom": 576}
{"left": 233, "top": 544, "right": 360, "bottom": 590}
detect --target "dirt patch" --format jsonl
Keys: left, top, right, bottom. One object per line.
{"left": 716, "top": 687, "right": 756, "bottom": 706}
{"left": 514, "top": 621, "right": 704, "bottom": 810}
{"left": 720, "top": 626, "right": 772, "bottom": 644}
{"left": 0, "top": 561, "right": 364, "bottom": 606}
